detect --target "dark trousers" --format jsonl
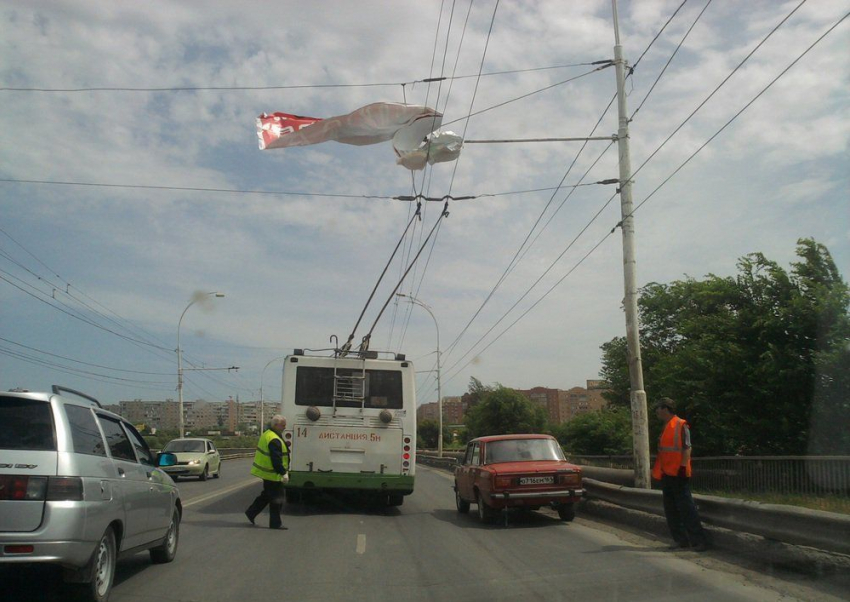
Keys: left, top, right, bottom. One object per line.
{"left": 661, "top": 475, "right": 706, "bottom": 546}
{"left": 245, "top": 479, "right": 285, "bottom": 528}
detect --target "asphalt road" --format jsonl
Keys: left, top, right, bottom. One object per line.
{"left": 4, "top": 459, "right": 846, "bottom": 601}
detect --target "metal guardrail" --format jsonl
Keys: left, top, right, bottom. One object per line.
{"left": 584, "top": 478, "right": 850, "bottom": 556}
{"left": 418, "top": 452, "right": 850, "bottom": 556}
{"left": 566, "top": 455, "right": 850, "bottom": 495}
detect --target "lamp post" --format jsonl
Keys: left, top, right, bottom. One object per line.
{"left": 177, "top": 292, "right": 224, "bottom": 438}
{"left": 396, "top": 293, "right": 442, "bottom": 457}
{"left": 259, "top": 356, "right": 287, "bottom": 433}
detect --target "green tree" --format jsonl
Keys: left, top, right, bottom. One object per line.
{"left": 417, "top": 420, "right": 440, "bottom": 449}
{"left": 553, "top": 407, "right": 633, "bottom": 455}
{"left": 464, "top": 385, "right": 548, "bottom": 438}
{"left": 599, "top": 239, "right": 850, "bottom": 455}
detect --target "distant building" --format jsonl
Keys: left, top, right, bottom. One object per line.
{"left": 115, "top": 398, "right": 279, "bottom": 433}
{"left": 562, "top": 380, "right": 609, "bottom": 421}
{"left": 442, "top": 396, "right": 464, "bottom": 425}
{"left": 417, "top": 397, "right": 465, "bottom": 425}
{"left": 514, "top": 381, "right": 611, "bottom": 424}
{"left": 513, "top": 387, "right": 566, "bottom": 424}
{"left": 417, "top": 402, "right": 439, "bottom": 423}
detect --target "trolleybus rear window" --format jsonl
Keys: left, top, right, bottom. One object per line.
{"left": 295, "top": 367, "right": 403, "bottom": 409}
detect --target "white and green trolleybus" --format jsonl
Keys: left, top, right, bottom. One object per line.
{"left": 280, "top": 349, "right": 416, "bottom": 506}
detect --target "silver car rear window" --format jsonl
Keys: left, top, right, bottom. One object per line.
{"left": 0, "top": 396, "right": 56, "bottom": 451}
{"left": 64, "top": 404, "right": 107, "bottom": 456}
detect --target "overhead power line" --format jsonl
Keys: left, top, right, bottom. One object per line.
{"left": 0, "top": 226, "right": 251, "bottom": 397}
{"left": 631, "top": 0, "right": 689, "bottom": 70}
{"left": 396, "top": 0, "right": 502, "bottom": 352}
{"left": 0, "top": 336, "right": 172, "bottom": 375}
{"left": 0, "top": 63, "right": 606, "bottom": 93}
{"left": 0, "top": 345, "right": 173, "bottom": 389}
{"left": 629, "top": 0, "right": 810, "bottom": 184}
{"left": 0, "top": 178, "right": 392, "bottom": 200}
{"left": 424, "top": 5, "right": 848, "bottom": 398}
{"left": 440, "top": 63, "right": 613, "bottom": 127}
{"left": 629, "top": 8, "right": 849, "bottom": 221}
{"left": 630, "top": 0, "right": 713, "bottom": 120}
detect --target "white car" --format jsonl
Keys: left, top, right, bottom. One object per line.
{"left": 159, "top": 438, "right": 222, "bottom": 481}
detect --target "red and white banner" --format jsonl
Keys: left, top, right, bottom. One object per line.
{"left": 257, "top": 102, "right": 463, "bottom": 170}
{"left": 257, "top": 102, "right": 441, "bottom": 149}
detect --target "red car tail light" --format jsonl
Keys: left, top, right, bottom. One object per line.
{"left": 46, "top": 477, "right": 84, "bottom": 501}
{"left": 495, "top": 476, "right": 513, "bottom": 488}
{"left": 558, "top": 472, "right": 580, "bottom": 486}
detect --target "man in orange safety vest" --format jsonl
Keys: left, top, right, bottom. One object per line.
{"left": 652, "top": 398, "right": 708, "bottom": 551}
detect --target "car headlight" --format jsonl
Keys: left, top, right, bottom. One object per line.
{"left": 188, "top": 459, "right": 201, "bottom": 465}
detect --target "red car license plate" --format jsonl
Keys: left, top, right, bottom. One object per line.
{"left": 519, "top": 476, "right": 554, "bottom": 485}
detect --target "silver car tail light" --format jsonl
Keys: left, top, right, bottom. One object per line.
{"left": 46, "top": 476, "right": 84, "bottom": 501}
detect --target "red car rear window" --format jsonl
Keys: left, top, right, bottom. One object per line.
{"left": 485, "top": 439, "right": 565, "bottom": 463}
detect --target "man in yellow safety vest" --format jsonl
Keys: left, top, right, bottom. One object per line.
{"left": 245, "top": 414, "right": 290, "bottom": 529}
{"left": 652, "top": 398, "right": 708, "bottom": 551}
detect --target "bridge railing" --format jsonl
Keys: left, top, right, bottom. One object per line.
{"left": 565, "top": 455, "right": 850, "bottom": 495}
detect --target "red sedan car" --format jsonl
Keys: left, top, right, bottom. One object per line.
{"left": 454, "top": 434, "right": 584, "bottom": 523}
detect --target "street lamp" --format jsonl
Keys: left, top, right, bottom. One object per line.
{"left": 259, "top": 356, "right": 287, "bottom": 433}
{"left": 396, "top": 293, "right": 442, "bottom": 457}
{"left": 177, "top": 292, "right": 224, "bottom": 438}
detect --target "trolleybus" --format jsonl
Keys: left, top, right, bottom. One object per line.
{"left": 279, "top": 349, "right": 416, "bottom": 506}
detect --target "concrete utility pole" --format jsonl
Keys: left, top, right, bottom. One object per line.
{"left": 397, "top": 293, "right": 442, "bottom": 457}
{"left": 260, "top": 356, "right": 287, "bottom": 433}
{"left": 177, "top": 292, "right": 225, "bottom": 439}
{"left": 612, "top": 0, "right": 651, "bottom": 489}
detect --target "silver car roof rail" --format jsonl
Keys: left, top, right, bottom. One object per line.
{"left": 51, "top": 385, "right": 103, "bottom": 408}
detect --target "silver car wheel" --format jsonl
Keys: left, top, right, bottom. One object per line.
{"left": 165, "top": 515, "right": 177, "bottom": 554}
{"left": 94, "top": 530, "right": 115, "bottom": 599}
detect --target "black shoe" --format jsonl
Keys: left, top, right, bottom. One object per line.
{"left": 244, "top": 511, "right": 255, "bottom": 525}
{"left": 270, "top": 525, "right": 288, "bottom": 530}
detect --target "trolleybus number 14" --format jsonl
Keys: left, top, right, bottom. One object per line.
{"left": 295, "top": 427, "right": 382, "bottom": 443}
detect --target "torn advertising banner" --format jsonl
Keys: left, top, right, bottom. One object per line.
{"left": 257, "top": 102, "right": 462, "bottom": 170}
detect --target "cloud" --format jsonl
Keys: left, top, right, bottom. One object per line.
{"left": 1, "top": 0, "right": 847, "bottom": 405}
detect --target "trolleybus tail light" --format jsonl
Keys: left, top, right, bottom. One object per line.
{"left": 402, "top": 436, "right": 412, "bottom": 473}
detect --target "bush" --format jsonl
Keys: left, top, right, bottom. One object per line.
{"left": 554, "top": 407, "right": 632, "bottom": 455}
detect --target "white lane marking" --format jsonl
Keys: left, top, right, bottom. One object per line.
{"left": 356, "top": 534, "right": 366, "bottom": 555}
{"left": 184, "top": 478, "right": 256, "bottom": 508}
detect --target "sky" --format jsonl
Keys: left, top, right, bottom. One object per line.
{"left": 1, "top": 0, "right": 848, "bottom": 409}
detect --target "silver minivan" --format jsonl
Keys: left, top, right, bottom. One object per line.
{"left": 0, "top": 387, "right": 181, "bottom": 602}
